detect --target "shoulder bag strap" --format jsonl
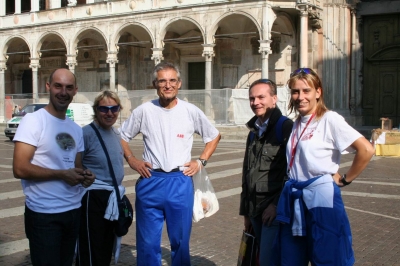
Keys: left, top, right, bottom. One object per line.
{"left": 275, "top": 115, "right": 289, "bottom": 145}
{"left": 89, "top": 123, "right": 122, "bottom": 203}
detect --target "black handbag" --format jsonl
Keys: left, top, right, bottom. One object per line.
{"left": 89, "top": 123, "right": 133, "bottom": 237}
{"left": 237, "top": 228, "right": 259, "bottom": 266}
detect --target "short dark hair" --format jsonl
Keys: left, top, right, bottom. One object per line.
{"left": 248, "top": 79, "right": 277, "bottom": 96}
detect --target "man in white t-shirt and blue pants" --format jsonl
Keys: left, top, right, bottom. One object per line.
{"left": 120, "top": 62, "right": 221, "bottom": 266}
{"left": 13, "top": 68, "right": 95, "bottom": 266}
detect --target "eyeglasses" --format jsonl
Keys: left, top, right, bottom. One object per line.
{"left": 290, "top": 68, "right": 313, "bottom": 77}
{"left": 97, "top": 105, "right": 120, "bottom": 113}
{"left": 156, "top": 79, "right": 179, "bottom": 87}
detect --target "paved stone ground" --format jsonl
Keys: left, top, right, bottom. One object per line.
{"left": 0, "top": 135, "right": 399, "bottom": 265}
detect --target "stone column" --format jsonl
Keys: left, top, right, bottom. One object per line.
{"left": 202, "top": 44, "right": 215, "bottom": 118}
{"left": 31, "top": 0, "right": 39, "bottom": 11}
{"left": 259, "top": 40, "right": 272, "bottom": 79}
{"left": 299, "top": 8, "right": 309, "bottom": 67}
{"left": 15, "top": 0, "right": 21, "bottom": 14}
{"left": 106, "top": 51, "right": 118, "bottom": 92}
{"left": 0, "top": 0, "right": 6, "bottom": 16}
{"left": 0, "top": 61, "right": 7, "bottom": 123}
{"left": 350, "top": 9, "right": 357, "bottom": 115}
{"left": 66, "top": 55, "right": 78, "bottom": 74}
{"left": 51, "top": 0, "right": 61, "bottom": 9}
{"left": 151, "top": 48, "right": 164, "bottom": 65}
{"left": 29, "top": 58, "right": 40, "bottom": 102}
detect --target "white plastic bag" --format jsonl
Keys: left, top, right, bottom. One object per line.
{"left": 192, "top": 161, "right": 219, "bottom": 222}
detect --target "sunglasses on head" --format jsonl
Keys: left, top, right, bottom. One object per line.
{"left": 290, "top": 68, "right": 313, "bottom": 77}
{"left": 259, "top": 79, "right": 275, "bottom": 84}
{"left": 97, "top": 105, "right": 120, "bottom": 113}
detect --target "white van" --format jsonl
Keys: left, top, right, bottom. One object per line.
{"left": 4, "top": 103, "right": 93, "bottom": 140}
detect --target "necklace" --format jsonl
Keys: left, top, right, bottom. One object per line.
{"left": 288, "top": 113, "right": 316, "bottom": 172}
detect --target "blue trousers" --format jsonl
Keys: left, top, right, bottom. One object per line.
{"left": 250, "top": 215, "right": 279, "bottom": 265}
{"left": 24, "top": 205, "right": 81, "bottom": 266}
{"left": 275, "top": 183, "right": 355, "bottom": 266}
{"left": 135, "top": 170, "right": 194, "bottom": 266}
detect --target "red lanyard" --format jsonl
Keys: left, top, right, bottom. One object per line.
{"left": 288, "top": 113, "right": 316, "bottom": 171}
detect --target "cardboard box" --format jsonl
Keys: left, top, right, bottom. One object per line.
{"left": 381, "top": 118, "right": 393, "bottom": 130}
{"left": 384, "top": 132, "right": 400, "bottom": 145}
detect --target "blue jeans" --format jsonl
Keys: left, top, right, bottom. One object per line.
{"left": 135, "top": 171, "right": 194, "bottom": 266}
{"left": 250, "top": 215, "right": 279, "bottom": 266}
{"left": 25, "top": 205, "right": 81, "bottom": 266}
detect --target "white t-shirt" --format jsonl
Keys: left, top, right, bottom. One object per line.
{"left": 286, "top": 111, "right": 362, "bottom": 182}
{"left": 13, "top": 108, "right": 85, "bottom": 213}
{"left": 120, "top": 98, "right": 220, "bottom": 172}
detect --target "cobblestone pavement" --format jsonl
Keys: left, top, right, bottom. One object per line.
{"left": 0, "top": 135, "right": 399, "bottom": 265}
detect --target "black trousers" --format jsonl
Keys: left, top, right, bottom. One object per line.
{"left": 25, "top": 205, "right": 81, "bottom": 266}
{"left": 76, "top": 190, "right": 115, "bottom": 266}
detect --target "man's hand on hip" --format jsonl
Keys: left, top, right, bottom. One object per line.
{"left": 128, "top": 157, "right": 152, "bottom": 178}
{"left": 183, "top": 160, "right": 201, "bottom": 177}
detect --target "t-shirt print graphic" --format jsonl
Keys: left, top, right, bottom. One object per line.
{"left": 55, "top": 133, "right": 76, "bottom": 151}
{"left": 301, "top": 129, "right": 315, "bottom": 141}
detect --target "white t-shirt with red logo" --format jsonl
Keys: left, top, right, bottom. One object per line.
{"left": 286, "top": 111, "right": 362, "bottom": 182}
{"left": 120, "top": 98, "right": 219, "bottom": 172}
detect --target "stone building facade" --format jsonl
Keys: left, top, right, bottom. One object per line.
{"left": 0, "top": 0, "right": 399, "bottom": 127}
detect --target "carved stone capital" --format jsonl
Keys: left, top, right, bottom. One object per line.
{"left": 151, "top": 48, "right": 164, "bottom": 65}
{"left": 258, "top": 40, "right": 272, "bottom": 58}
{"left": 29, "top": 58, "right": 41, "bottom": 71}
{"left": 202, "top": 44, "right": 215, "bottom": 61}
{"left": 0, "top": 60, "right": 7, "bottom": 73}
{"left": 106, "top": 51, "right": 119, "bottom": 67}
{"left": 106, "top": 58, "right": 119, "bottom": 67}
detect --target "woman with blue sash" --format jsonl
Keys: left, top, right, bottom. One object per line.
{"left": 274, "top": 68, "right": 375, "bottom": 266}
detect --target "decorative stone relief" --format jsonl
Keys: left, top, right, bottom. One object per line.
{"left": 68, "top": 0, "right": 77, "bottom": 7}
{"left": 309, "top": 11, "right": 322, "bottom": 30}
{"left": 129, "top": 1, "right": 136, "bottom": 10}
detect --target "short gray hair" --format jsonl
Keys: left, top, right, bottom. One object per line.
{"left": 152, "top": 62, "right": 181, "bottom": 82}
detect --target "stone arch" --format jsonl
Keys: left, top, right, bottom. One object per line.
{"left": 269, "top": 12, "right": 297, "bottom": 86}
{"left": 35, "top": 31, "right": 68, "bottom": 58}
{"left": 2, "top": 35, "right": 31, "bottom": 58}
{"left": 113, "top": 22, "right": 154, "bottom": 50}
{"left": 70, "top": 27, "right": 109, "bottom": 93}
{"left": 208, "top": 11, "right": 262, "bottom": 44}
{"left": 208, "top": 12, "right": 262, "bottom": 90}
{"left": 113, "top": 22, "right": 156, "bottom": 96}
{"left": 2, "top": 35, "right": 32, "bottom": 95}
{"left": 159, "top": 16, "right": 205, "bottom": 48}
{"left": 71, "top": 26, "right": 109, "bottom": 54}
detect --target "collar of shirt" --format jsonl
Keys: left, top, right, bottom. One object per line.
{"left": 254, "top": 118, "right": 269, "bottom": 137}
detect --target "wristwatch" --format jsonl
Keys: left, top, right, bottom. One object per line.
{"left": 340, "top": 174, "right": 352, "bottom": 186}
{"left": 199, "top": 158, "right": 207, "bottom": 166}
